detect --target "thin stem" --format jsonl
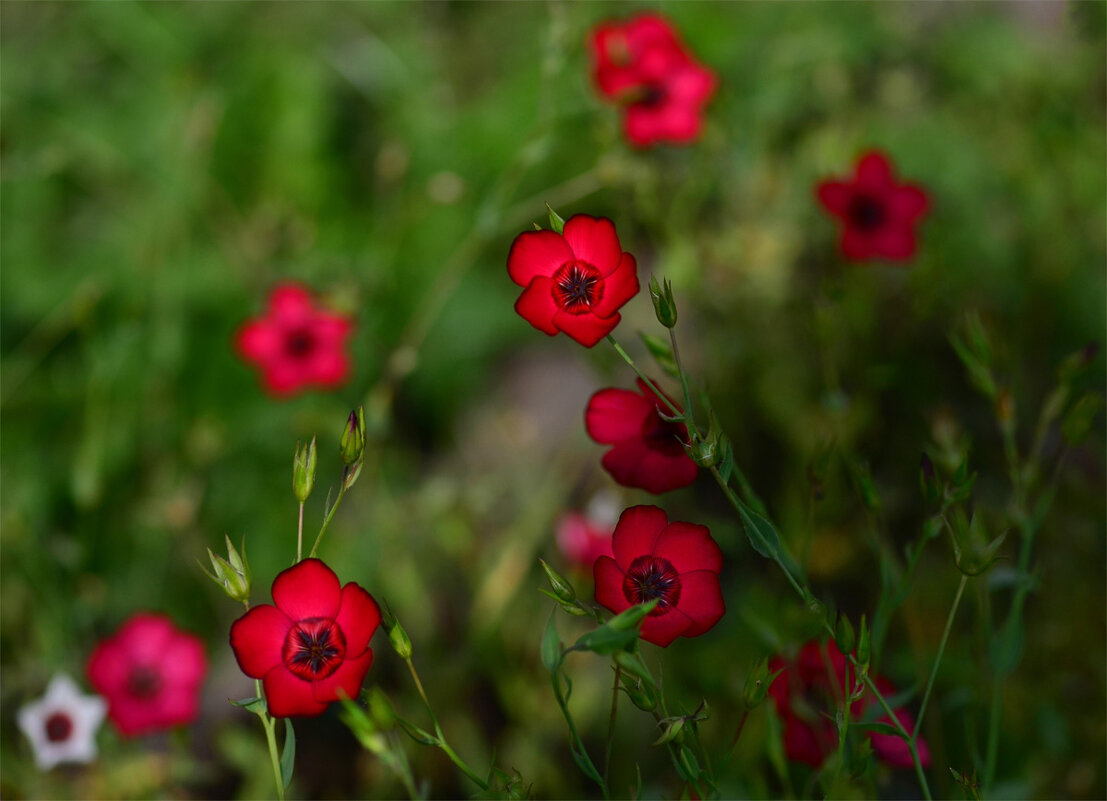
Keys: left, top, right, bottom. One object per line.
{"left": 668, "top": 328, "right": 697, "bottom": 431}
{"left": 603, "top": 664, "right": 621, "bottom": 789}
{"left": 254, "top": 679, "right": 285, "bottom": 801}
{"left": 308, "top": 485, "right": 346, "bottom": 559}
{"left": 296, "top": 502, "right": 304, "bottom": 562}
{"left": 727, "top": 709, "right": 750, "bottom": 756}
{"left": 915, "top": 574, "right": 968, "bottom": 736}
{"left": 606, "top": 335, "right": 683, "bottom": 418}
{"left": 854, "top": 667, "right": 933, "bottom": 801}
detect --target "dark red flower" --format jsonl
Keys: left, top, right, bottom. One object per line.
{"left": 229, "top": 559, "right": 380, "bottom": 718}
{"left": 236, "top": 283, "right": 354, "bottom": 396}
{"left": 507, "top": 215, "right": 639, "bottom": 347}
{"left": 556, "top": 512, "right": 615, "bottom": 570}
{"left": 86, "top": 613, "right": 207, "bottom": 737}
{"left": 768, "top": 639, "right": 931, "bottom": 769}
{"left": 816, "top": 151, "right": 930, "bottom": 262}
{"left": 589, "top": 14, "right": 717, "bottom": 148}
{"left": 594, "top": 505, "right": 724, "bottom": 647}
{"left": 585, "top": 378, "right": 698, "bottom": 494}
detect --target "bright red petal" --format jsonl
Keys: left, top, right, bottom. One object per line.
{"left": 638, "top": 608, "right": 694, "bottom": 647}
{"left": 335, "top": 583, "right": 381, "bottom": 657}
{"left": 563, "top": 215, "right": 623, "bottom": 275}
{"left": 871, "top": 709, "right": 925, "bottom": 768}
{"left": 840, "top": 228, "right": 878, "bottom": 261}
{"left": 158, "top": 630, "right": 207, "bottom": 688}
{"left": 263, "top": 665, "right": 328, "bottom": 718}
{"left": 272, "top": 559, "right": 342, "bottom": 622}
{"left": 311, "top": 648, "right": 374, "bottom": 705}
{"left": 781, "top": 712, "right": 830, "bottom": 766}
{"left": 553, "top": 310, "right": 618, "bottom": 347}
{"left": 889, "top": 184, "right": 929, "bottom": 221}
{"left": 585, "top": 387, "right": 654, "bottom": 444}
{"left": 114, "top": 614, "right": 175, "bottom": 663}
{"left": 507, "top": 230, "right": 573, "bottom": 287}
{"left": 611, "top": 505, "right": 669, "bottom": 569}
{"left": 230, "top": 604, "right": 292, "bottom": 678}
{"left": 268, "top": 284, "right": 315, "bottom": 320}
{"left": 593, "top": 556, "right": 630, "bottom": 615}
{"left": 624, "top": 105, "right": 666, "bottom": 148}
{"left": 262, "top": 361, "right": 309, "bottom": 396}
{"left": 236, "top": 321, "right": 282, "bottom": 361}
{"left": 872, "top": 226, "right": 918, "bottom": 261}
{"left": 306, "top": 350, "right": 350, "bottom": 387}
{"left": 653, "top": 522, "right": 722, "bottom": 574}
{"left": 591, "top": 253, "right": 639, "bottom": 319}
{"left": 816, "top": 181, "right": 853, "bottom": 217}
{"left": 672, "top": 569, "right": 725, "bottom": 637}
{"left": 514, "top": 276, "right": 559, "bottom": 335}
{"left": 855, "top": 151, "right": 893, "bottom": 188}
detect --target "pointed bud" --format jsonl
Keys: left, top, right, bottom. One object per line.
{"left": 385, "top": 612, "right": 413, "bottom": 660}
{"left": 648, "top": 276, "right": 678, "bottom": 328}
{"left": 200, "top": 535, "right": 251, "bottom": 603}
{"left": 692, "top": 437, "right": 719, "bottom": 468}
{"left": 539, "top": 559, "right": 577, "bottom": 603}
{"left": 919, "top": 453, "right": 942, "bottom": 505}
{"left": 340, "top": 407, "right": 366, "bottom": 467}
{"left": 741, "top": 657, "right": 781, "bottom": 710}
{"left": 293, "top": 437, "right": 318, "bottom": 503}
{"left": 545, "top": 203, "right": 566, "bottom": 235}
{"left": 620, "top": 671, "right": 658, "bottom": 711}
{"left": 856, "top": 614, "right": 871, "bottom": 674}
{"left": 835, "top": 613, "right": 856, "bottom": 655}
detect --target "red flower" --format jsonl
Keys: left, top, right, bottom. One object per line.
{"left": 589, "top": 14, "right": 717, "bottom": 148}
{"left": 236, "top": 283, "right": 354, "bottom": 396}
{"left": 229, "top": 559, "right": 381, "bottom": 718}
{"left": 585, "top": 378, "right": 698, "bottom": 494}
{"left": 816, "top": 151, "right": 930, "bottom": 262}
{"left": 768, "top": 640, "right": 931, "bottom": 769}
{"left": 86, "top": 613, "right": 207, "bottom": 737}
{"left": 556, "top": 512, "right": 615, "bottom": 570}
{"left": 593, "top": 505, "right": 724, "bottom": 647}
{"left": 507, "top": 215, "right": 639, "bottom": 348}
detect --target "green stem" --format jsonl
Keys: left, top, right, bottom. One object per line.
{"left": 668, "top": 328, "right": 697, "bottom": 431}
{"left": 604, "top": 664, "right": 621, "bottom": 789}
{"left": 296, "top": 502, "right": 304, "bottom": 562}
{"left": 308, "top": 484, "right": 346, "bottom": 559}
{"left": 606, "top": 335, "right": 683, "bottom": 418}
{"left": 915, "top": 574, "right": 967, "bottom": 736}
{"left": 255, "top": 679, "right": 285, "bottom": 801}
{"left": 855, "top": 668, "right": 933, "bottom": 801}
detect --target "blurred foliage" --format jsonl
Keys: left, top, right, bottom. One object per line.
{"left": 1, "top": 2, "right": 1104, "bottom": 799}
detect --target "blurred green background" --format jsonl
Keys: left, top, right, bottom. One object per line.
{"left": 1, "top": 2, "right": 1104, "bottom": 798}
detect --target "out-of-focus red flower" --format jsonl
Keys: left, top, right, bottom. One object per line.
{"left": 556, "top": 512, "right": 615, "bottom": 570}
{"left": 87, "top": 613, "right": 206, "bottom": 737}
{"left": 507, "top": 215, "right": 639, "bottom": 347}
{"left": 768, "top": 639, "right": 931, "bottom": 769}
{"left": 593, "top": 505, "right": 724, "bottom": 647}
{"left": 236, "top": 283, "right": 354, "bottom": 396}
{"left": 230, "top": 559, "right": 380, "bottom": 718}
{"left": 816, "top": 151, "right": 930, "bottom": 262}
{"left": 589, "top": 13, "right": 717, "bottom": 148}
{"left": 585, "top": 378, "right": 698, "bottom": 494}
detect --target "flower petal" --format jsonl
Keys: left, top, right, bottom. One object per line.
{"left": 585, "top": 388, "right": 654, "bottom": 444}
{"left": 889, "top": 184, "right": 929, "bottom": 221}
{"left": 816, "top": 181, "right": 853, "bottom": 217}
{"left": 272, "top": 559, "right": 342, "bottom": 622}
{"left": 593, "top": 556, "right": 630, "bottom": 615}
{"left": 306, "top": 350, "right": 350, "bottom": 387}
{"left": 514, "top": 276, "right": 559, "bottom": 335}
{"left": 591, "top": 253, "right": 639, "bottom": 319}
{"left": 157, "top": 630, "right": 207, "bottom": 688}
{"left": 553, "top": 310, "right": 619, "bottom": 347}
{"left": 263, "top": 665, "right": 328, "bottom": 718}
{"left": 871, "top": 708, "right": 926, "bottom": 768}
{"left": 638, "top": 608, "right": 694, "bottom": 647}
{"left": 855, "top": 151, "right": 892, "bottom": 187}
{"left": 671, "top": 569, "right": 725, "bottom": 637}
{"left": 230, "top": 604, "right": 292, "bottom": 679}
{"left": 507, "top": 230, "right": 573, "bottom": 287}
{"left": 311, "top": 648, "right": 374, "bottom": 705}
{"left": 611, "top": 505, "right": 670, "bottom": 569}
{"left": 335, "top": 583, "right": 381, "bottom": 657}
{"left": 268, "top": 284, "right": 315, "bottom": 320}
{"left": 871, "top": 225, "right": 918, "bottom": 261}
{"left": 839, "top": 227, "right": 878, "bottom": 261}
{"left": 563, "top": 215, "right": 623, "bottom": 275}
{"left": 236, "top": 321, "right": 282, "bottom": 362}
{"left": 653, "top": 522, "right": 722, "bottom": 575}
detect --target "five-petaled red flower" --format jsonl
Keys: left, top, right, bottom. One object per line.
{"left": 236, "top": 283, "right": 354, "bottom": 397}
{"left": 594, "top": 505, "right": 724, "bottom": 647}
{"left": 768, "top": 639, "right": 931, "bottom": 769}
{"left": 86, "top": 613, "right": 207, "bottom": 737}
{"left": 230, "top": 559, "right": 381, "bottom": 718}
{"left": 585, "top": 378, "right": 698, "bottom": 494}
{"left": 816, "top": 151, "right": 930, "bottom": 262}
{"left": 589, "top": 13, "right": 717, "bottom": 148}
{"left": 508, "top": 215, "right": 639, "bottom": 347}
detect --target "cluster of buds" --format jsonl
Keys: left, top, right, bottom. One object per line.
{"left": 201, "top": 535, "right": 251, "bottom": 605}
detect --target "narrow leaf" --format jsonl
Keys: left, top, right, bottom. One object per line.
{"left": 541, "top": 614, "right": 561, "bottom": 672}
{"left": 280, "top": 719, "right": 296, "bottom": 789}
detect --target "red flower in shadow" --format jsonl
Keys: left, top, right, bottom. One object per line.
{"left": 86, "top": 613, "right": 207, "bottom": 737}
{"left": 508, "top": 215, "right": 639, "bottom": 347}
{"left": 589, "top": 13, "right": 717, "bottom": 148}
{"left": 594, "top": 505, "right": 724, "bottom": 647}
{"left": 768, "top": 639, "right": 931, "bottom": 769}
{"left": 816, "top": 151, "right": 930, "bottom": 262}
{"left": 236, "top": 283, "right": 353, "bottom": 396}
{"left": 230, "top": 559, "right": 380, "bottom": 718}
{"left": 556, "top": 512, "right": 615, "bottom": 571}
{"left": 585, "top": 378, "right": 698, "bottom": 493}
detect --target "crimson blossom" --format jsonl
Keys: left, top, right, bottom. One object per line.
{"left": 236, "top": 282, "right": 354, "bottom": 397}
{"left": 230, "top": 559, "right": 381, "bottom": 718}
{"left": 594, "top": 505, "right": 724, "bottom": 647}
{"left": 86, "top": 613, "right": 207, "bottom": 737}
{"left": 589, "top": 13, "right": 717, "bottom": 148}
{"left": 768, "top": 639, "right": 931, "bottom": 769}
{"left": 816, "top": 150, "right": 930, "bottom": 262}
{"left": 585, "top": 378, "right": 698, "bottom": 494}
{"left": 507, "top": 214, "right": 639, "bottom": 347}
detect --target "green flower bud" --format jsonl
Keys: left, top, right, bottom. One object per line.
{"left": 340, "top": 407, "right": 366, "bottom": 467}
{"left": 539, "top": 559, "right": 577, "bottom": 603}
{"left": 856, "top": 614, "right": 871, "bottom": 674}
{"left": 293, "top": 437, "right": 317, "bottom": 503}
{"left": 621, "top": 673, "right": 659, "bottom": 711}
{"left": 383, "top": 606, "right": 413, "bottom": 660}
{"left": 692, "top": 437, "right": 719, "bottom": 468}
{"left": 607, "top": 599, "right": 657, "bottom": 631}
{"left": 546, "top": 203, "right": 566, "bottom": 235}
{"left": 648, "top": 276, "right": 678, "bottom": 328}
{"left": 835, "top": 613, "right": 856, "bottom": 655}
{"left": 201, "top": 535, "right": 251, "bottom": 604}
{"left": 742, "top": 657, "right": 781, "bottom": 710}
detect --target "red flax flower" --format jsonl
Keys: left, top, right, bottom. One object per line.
{"left": 768, "top": 639, "right": 931, "bottom": 769}
{"left": 585, "top": 378, "right": 698, "bottom": 493}
{"left": 594, "top": 505, "right": 724, "bottom": 647}
{"left": 236, "top": 282, "right": 354, "bottom": 396}
{"left": 86, "top": 613, "right": 207, "bottom": 737}
{"left": 507, "top": 214, "right": 639, "bottom": 347}
{"left": 589, "top": 13, "right": 717, "bottom": 148}
{"left": 816, "top": 151, "right": 930, "bottom": 262}
{"left": 230, "top": 559, "right": 381, "bottom": 718}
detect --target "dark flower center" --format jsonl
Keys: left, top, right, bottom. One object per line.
{"left": 623, "top": 555, "right": 682, "bottom": 615}
{"left": 282, "top": 617, "right": 346, "bottom": 680}
{"left": 45, "top": 712, "right": 73, "bottom": 743}
{"left": 285, "top": 328, "right": 317, "bottom": 359}
{"left": 552, "top": 261, "right": 604, "bottom": 315}
{"left": 126, "top": 666, "right": 162, "bottom": 700}
{"left": 847, "top": 195, "right": 886, "bottom": 231}
{"left": 637, "top": 84, "right": 667, "bottom": 109}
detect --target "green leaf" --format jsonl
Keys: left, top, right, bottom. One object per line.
{"left": 572, "top": 624, "right": 639, "bottom": 656}
{"left": 570, "top": 738, "right": 602, "bottom": 783}
{"left": 853, "top": 721, "right": 906, "bottom": 739}
{"left": 546, "top": 203, "right": 566, "bottom": 235}
{"left": 230, "top": 696, "right": 266, "bottom": 715}
{"left": 280, "top": 719, "right": 296, "bottom": 789}
{"left": 396, "top": 715, "right": 439, "bottom": 746}
{"left": 717, "top": 436, "right": 734, "bottom": 484}
{"left": 541, "top": 615, "right": 561, "bottom": 672}
{"left": 613, "top": 650, "right": 657, "bottom": 689}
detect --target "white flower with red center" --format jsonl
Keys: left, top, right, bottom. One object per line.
{"left": 17, "top": 674, "right": 107, "bottom": 771}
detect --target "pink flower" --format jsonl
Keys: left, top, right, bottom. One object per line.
{"left": 556, "top": 512, "right": 615, "bottom": 570}
{"left": 87, "top": 613, "right": 206, "bottom": 737}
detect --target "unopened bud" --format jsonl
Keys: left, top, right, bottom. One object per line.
{"left": 742, "top": 657, "right": 780, "bottom": 710}
{"left": 919, "top": 453, "right": 941, "bottom": 505}
{"left": 539, "top": 559, "right": 577, "bottom": 603}
{"left": 620, "top": 672, "right": 658, "bottom": 711}
{"left": 856, "top": 615, "right": 871, "bottom": 673}
{"left": 546, "top": 203, "right": 566, "bottom": 235}
{"left": 692, "top": 437, "right": 719, "bottom": 468}
{"left": 340, "top": 406, "right": 366, "bottom": 467}
{"left": 835, "top": 614, "right": 856, "bottom": 655}
{"left": 387, "top": 616, "right": 413, "bottom": 660}
{"left": 607, "top": 599, "right": 657, "bottom": 631}
{"left": 648, "top": 276, "right": 678, "bottom": 329}
{"left": 293, "top": 437, "right": 318, "bottom": 503}
{"left": 201, "top": 535, "right": 251, "bottom": 603}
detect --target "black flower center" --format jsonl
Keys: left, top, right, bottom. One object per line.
{"left": 637, "top": 84, "right": 667, "bottom": 109}
{"left": 552, "top": 260, "right": 604, "bottom": 315}
{"left": 285, "top": 328, "right": 317, "bottom": 359}
{"left": 623, "top": 555, "right": 682, "bottom": 615}
{"left": 282, "top": 617, "right": 346, "bottom": 680}
{"left": 847, "top": 195, "right": 886, "bottom": 231}
{"left": 126, "top": 666, "right": 162, "bottom": 700}
{"left": 45, "top": 712, "right": 73, "bottom": 743}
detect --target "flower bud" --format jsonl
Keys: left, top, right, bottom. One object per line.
{"left": 691, "top": 437, "right": 719, "bottom": 468}
{"left": 201, "top": 535, "right": 251, "bottom": 603}
{"left": 855, "top": 614, "right": 871, "bottom": 674}
{"left": 382, "top": 607, "right": 413, "bottom": 660}
{"left": 648, "top": 276, "right": 678, "bottom": 328}
{"left": 293, "top": 437, "right": 317, "bottom": 503}
{"left": 620, "top": 671, "right": 658, "bottom": 711}
{"left": 539, "top": 559, "right": 577, "bottom": 604}
{"left": 919, "top": 453, "right": 942, "bottom": 505}
{"left": 340, "top": 407, "right": 366, "bottom": 467}
{"left": 835, "top": 614, "right": 856, "bottom": 655}
{"left": 546, "top": 203, "right": 566, "bottom": 235}
{"left": 741, "top": 657, "right": 779, "bottom": 710}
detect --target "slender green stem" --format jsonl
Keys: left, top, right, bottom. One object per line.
{"left": 388, "top": 731, "right": 422, "bottom": 800}
{"left": 552, "top": 656, "right": 609, "bottom": 798}
{"left": 308, "top": 485, "right": 346, "bottom": 558}
{"left": 916, "top": 574, "right": 967, "bottom": 735}
{"left": 296, "top": 502, "right": 304, "bottom": 562}
{"left": 668, "top": 328, "right": 697, "bottom": 431}
{"left": 603, "top": 665, "right": 621, "bottom": 789}
{"left": 606, "top": 336, "right": 683, "bottom": 418}
{"left": 854, "top": 667, "right": 933, "bottom": 801}
{"left": 254, "top": 679, "right": 285, "bottom": 801}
